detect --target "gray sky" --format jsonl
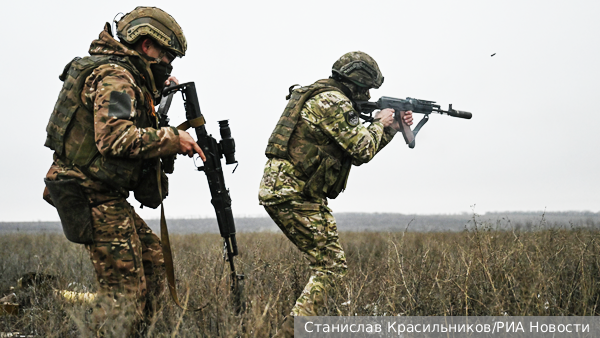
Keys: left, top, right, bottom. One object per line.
{"left": 2, "top": 0, "right": 598, "bottom": 222}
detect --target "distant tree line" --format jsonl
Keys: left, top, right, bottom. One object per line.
{"left": 2, "top": 211, "right": 598, "bottom": 234}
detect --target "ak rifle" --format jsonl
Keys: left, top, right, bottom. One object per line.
{"left": 355, "top": 96, "right": 472, "bottom": 148}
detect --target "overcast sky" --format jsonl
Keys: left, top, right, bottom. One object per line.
{"left": 2, "top": 0, "right": 598, "bottom": 222}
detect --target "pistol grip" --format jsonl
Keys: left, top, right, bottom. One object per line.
{"left": 398, "top": 110, "right": 415, "bottom": 148}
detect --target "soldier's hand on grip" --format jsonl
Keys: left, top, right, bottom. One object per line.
{"left": 165, "top": 76, "right": 179, "bottom": 86}
{"left": 178, "top": 131, "right": 206, "bottom": 161}
{"left": 392, "top": 110, "right": 413, "bottom": 131}
{"left": 374, "top": 108, "right": 396, "bottom": 127}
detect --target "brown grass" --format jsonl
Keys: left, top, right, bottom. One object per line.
{"left": 1, "top": 219, "right": 600, "bottom": 337}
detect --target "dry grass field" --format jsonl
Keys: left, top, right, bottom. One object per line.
{"left": 1, "top": 217, "right": 600, "bottom": 337}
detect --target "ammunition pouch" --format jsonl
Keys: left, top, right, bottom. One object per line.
{"left": 328, "top": 156, "right": 352, "bottom": 199}
{"left": 43, "top": 178, "right": 93, "bottom": 245}
{"left": 133, "top": 162, "right": 168, "bottom": 209}
{"left": 161, "top": 155, "right": 176, "bottom": 174}
{"left": 87, "top": 155, "right": 142, "bottom": 191}
{"left": 300, "top": 147, "right": 350, "bottom": 200}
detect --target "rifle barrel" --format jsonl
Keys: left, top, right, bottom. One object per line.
{"left": 446, "top": 109, "right": 472, "bottom": 119}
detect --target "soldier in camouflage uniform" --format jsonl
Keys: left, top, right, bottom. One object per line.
{"left": 259, "top": 51, "right": 413, "bottom": 336}
{"left": 42, "top": 7, "right": 204, "bottom": 336}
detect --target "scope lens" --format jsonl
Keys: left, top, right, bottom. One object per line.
{"left": 219, "top": 120, "right": 232, "bottom": 139}
{"left": 218, "top": 120, "right": 236, "bottom": 164}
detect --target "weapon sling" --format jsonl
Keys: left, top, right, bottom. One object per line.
{"left": 156, "top": 160, "right": 210, "bottom": 312}
{"left": 155, "top": 84, "right": 210, "bottom": 312}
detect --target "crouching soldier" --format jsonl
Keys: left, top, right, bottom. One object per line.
{"left": 259, "top": 51, "right": 413, "bottom": 336}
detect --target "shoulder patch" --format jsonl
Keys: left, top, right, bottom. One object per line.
{"left": 108, "top": 91, "right": 132, "bottom": 119}
{"left": 345, "top": 110, "right": 360, "bottom": 126}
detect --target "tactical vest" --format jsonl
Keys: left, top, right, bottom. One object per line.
{"left": 45, "top": 55, "right": 153, "bottom": 191}
{"left": 265, "top": 79, "right": 354, "bottom": 199}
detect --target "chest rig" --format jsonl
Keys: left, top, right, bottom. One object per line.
{"left": 265, "top": 79, "right": 354, "bottom": 199}
{"left": 45, "top": 55, "right": 154, "bottom": 190}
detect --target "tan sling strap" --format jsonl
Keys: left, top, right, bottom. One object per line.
{"left": 156, "top": 159, "right": 211, "bottom": 311}
{"left": 176, "top": 116, "right": 206, "bottom": 131}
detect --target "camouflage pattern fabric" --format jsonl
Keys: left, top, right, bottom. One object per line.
{"left": 89, "top": 28, "right": 139, "bottom": 58}
{"left": 44, "top": 26, "right": 180, "bottom": 198}
{"left": 259, "top": 90, "right": 396, "bottom": 205}
{"left": 44, "top": 157, "right": 166, "bottom": 335}
{"left": 86, "top": 198, "right": 165, "bottom": 335}
{"left": 43, "top": 26, "right": 176, "bottom": 335}
{"left": 44, "top": 157, "right": 122, "bottom": 206}
{"left": 293, "top": 91, "right": 395, "bottom": 166}
{"left": 86, "top": 26, "right": 180, "bottom": 165}
{"left": 259, "top": 86, "right": 397, "bottom": 320}
{"left": 332, "top": 51, "right": 384, "bottom": 89}
{"left": 116, "top": 7, "right": 188, "bottom": 57}
{"left": 134, "top": 212, "right": 166, "bottom": 319}
{"left": 264, "top": 200, "right": 347, "bottom": 316}
{"left": 82, "top": 63, "right": 179, "bottom": 160}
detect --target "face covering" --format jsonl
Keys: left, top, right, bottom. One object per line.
{"left": 149, "top": 60, "right": 173, "bottom": 93}
{"left": 353, "top": 87, "right": 371, "bottom": 101}
{"left": 341, "top": 81, "right": 371, "bottom": 101}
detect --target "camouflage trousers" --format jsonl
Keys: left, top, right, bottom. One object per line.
{"left": 264, "top": 200, "right": 347, "bottom": 317}
{"left": 85, "top": 198, "right": 165, "bottom": 336}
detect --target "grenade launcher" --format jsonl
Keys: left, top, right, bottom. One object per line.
{"left": 355, "top": 96, "right": 472, "bottom": 148}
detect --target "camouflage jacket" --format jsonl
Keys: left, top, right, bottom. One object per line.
{"left": 259, "top": 89, "right": 396, "bottom": 205}
{"left": 44, "top": 26, "right": 179, "bottom": 204}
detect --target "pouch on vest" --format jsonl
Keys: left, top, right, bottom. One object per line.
{"left": 133, "top": 163, "right": 168, "bottom": 209}
{"left": 87, "top": 155, "right": 142, "bottom": 190}
{"left": 327, "top": 156, "right": 352, "bottom": 199}
{"left": 302, "top": 147, "right": 342, "bottom": 200}
{"left": 43, "top": 178, "right": 93, "bottom": 245}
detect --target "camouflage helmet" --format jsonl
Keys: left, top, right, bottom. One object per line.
{"left": 332, "top": 51, "right": 384, "bottom": 89}
{"left": 116, "top": 7, "right": 187, "bottom": 57}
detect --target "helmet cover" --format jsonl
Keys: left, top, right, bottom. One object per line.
{"left": 332, "top": 51, "right": 384, "bottom": 88}
{"left": 116, "top": 7, "right": 187, "bottom": 57}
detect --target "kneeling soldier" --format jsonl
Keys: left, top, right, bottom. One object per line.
{"left": 43, "top": 6, "right": 203, "bottom": 336}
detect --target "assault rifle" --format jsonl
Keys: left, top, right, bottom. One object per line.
{"left": 159, "top": 82, "right": 244, "bottom": 313}
{"left": 157, "top": 84, "right": 176, "bottom": 173}
{"left": 355, "top": 97, "right": 472, "bottom": 148}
